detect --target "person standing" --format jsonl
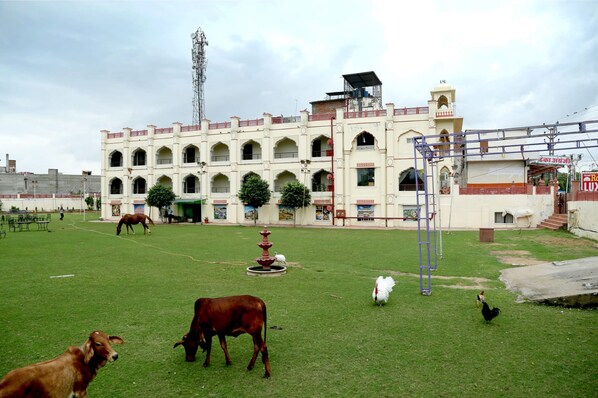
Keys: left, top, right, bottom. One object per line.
{"left": 60, "top": 206, "right": 64, "bottom": 220}
{"left": 167, "top": 207, "right": 173, "bottom": 224}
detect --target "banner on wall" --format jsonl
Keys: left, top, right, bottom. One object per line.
{"left": 581, "top": 172, "right": 598, "bottom": 191}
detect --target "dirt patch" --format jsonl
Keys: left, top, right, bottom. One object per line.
{"left": 382, "top": 270, "right": 491, "bottom": 290}
{"left": 490, "top": 250, "right": 531, "bottom": 256}
{"left": 489, "top": 249, "right": 546, "bottom": 266}
{"left": 495, "top": 256, "right": 545, "bottom": 266}
{"left": 533, "top": 235, "right": 593, "bottom": 247}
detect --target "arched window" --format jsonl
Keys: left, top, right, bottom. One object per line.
{"left": 183, "top": 175, "right": 199, "bottom": 193}
{"left": 211, "top": 173, "right": 230, "bottom": 193}
{"left": 242, "top": 140, "right": 262, "bottom": 160}
{"left": 183, "top": 145, "right": 199, "bottom": 163}
{"left": 439, "top": 130, "right": 450, "bottom": 156}
{"left": 157, "top": 175, "right": 173, "bottom": 189}
{"left": 440, "top": 166, "right": 451, "bottom": 194}
{"left": 211, "top": 143, "right": 230, "bottom": 162}
{"left": 242, "top": 172, "right": 260, "bottom": 185}
{"left": 274, "top": 138, "right": 298, "bottom": 159}
{"left": 156, "top": 146, "right": 173, "bottom": 165}
{"left": 132, "top": 149, "right": 146, "bottom": 166}
{"left": 438, "top": 95, "right": 449, "bottom": 109}
{"left": 312, "top": 169, "right": 333, "bottom": 192}
{"left": 311, "top": 135, "right": 332, "bottom": 157}
{"left": 274, "top": 171, "right": 298, "bottom": 192}
{"left": 110, "top": 151, "right": 122, "bottom": 167}
{"left": 110, "top": 178, "right": 123, "bottom": 195}
{"left": 133, "top": 177, "right": 147, "bottom": 194}
{"left": 356, "top": 131, "right": 375, "bottom": 149}
{"left": 399, "top": 168, "right": 424, "bottom": 191}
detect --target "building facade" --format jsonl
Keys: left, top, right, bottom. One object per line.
{"left": 101, "top": 79, "right": 463, "bottom": 227}
{"left": 0, "top": 163, "right": 100, "bottom": 213}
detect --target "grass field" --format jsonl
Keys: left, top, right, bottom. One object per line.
{"left": 1, "top": 213, "right": 596, "bottom": 397}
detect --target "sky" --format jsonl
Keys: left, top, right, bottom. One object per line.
{"left": 1, "top": 0, "right": 597, "bottom": 175}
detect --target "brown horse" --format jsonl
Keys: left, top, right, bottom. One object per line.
{"left": 116, "top": 214, "right": 154, "bottom": 235}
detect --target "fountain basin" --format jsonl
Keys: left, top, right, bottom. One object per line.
{"left": 246, "top": 265, "right": 287, "bottom": 277}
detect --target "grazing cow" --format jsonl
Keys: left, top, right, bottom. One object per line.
{"left": 174, "top": 295, "right": 271, "bottom": 378}
{"left": 0, "top": 330, "right": 124, "bottom": 398}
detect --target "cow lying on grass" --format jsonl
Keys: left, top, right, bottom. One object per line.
{"left": 0, "top": 330, "right": 124, "bottom": 398}
{"left": 174, "top": 295, "right": 271, "bottom": 378}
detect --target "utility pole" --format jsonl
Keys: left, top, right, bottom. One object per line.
{"left": 544, "top": 124, "right": 559, "bottom": 156}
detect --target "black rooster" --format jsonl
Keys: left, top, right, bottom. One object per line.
{"left": 481, "top": 301, "right": 500, "bottom": 322}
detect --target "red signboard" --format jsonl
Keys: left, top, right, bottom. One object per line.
{"left": 581, "top": 172, "right": 598, "bottom": 192}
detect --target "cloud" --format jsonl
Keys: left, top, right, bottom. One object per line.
{"left": 0, "top": 0, "right": 596, "bottom": 174}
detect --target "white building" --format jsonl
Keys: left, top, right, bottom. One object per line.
{"left": 100, "top": 73, "right": 563, "bottom": 230}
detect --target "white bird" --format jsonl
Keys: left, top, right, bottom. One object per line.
{"left": 274, "top": 252, "right": 286, "bottom": 265}
{"left": 372, "top": 276, "right": 396, "bottom": 305}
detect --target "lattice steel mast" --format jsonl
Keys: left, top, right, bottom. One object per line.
{"left": 191, "top": 27, "right": 208, "bottom": 126}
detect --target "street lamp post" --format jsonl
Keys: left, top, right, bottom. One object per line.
{"left": 198, "top": 161, "right": 207, "bottom": 222}
{"left": 81, "top": 178, "right": 87, "bottom": 221}
{"left": 300, "top": 159, "right": 311, "bottom": 225}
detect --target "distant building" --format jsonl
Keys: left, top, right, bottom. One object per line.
{"left": 0, "top": 156, "right": 100, "bottom": 212}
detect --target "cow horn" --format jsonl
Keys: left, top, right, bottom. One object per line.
{"left": 173, "top": 341, "right": 184, "bottom": 349}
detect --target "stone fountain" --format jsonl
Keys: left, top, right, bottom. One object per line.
{"left": 246, "top": 226, "right": 287, "bottom": 277}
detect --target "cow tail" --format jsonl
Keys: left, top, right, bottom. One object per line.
{"left": 147, "top": 215, "right": 154, "bottom": 225}
{"left": 262, "top": 302, "right": 267, "bottom": 345}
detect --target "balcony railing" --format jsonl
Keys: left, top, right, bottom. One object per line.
{"left": 209, "top": 122, "right": 231, "bottom": 129}
{"left": 211, "top": 187, "right": 230, "bottom": 193}
{"left": 274, "top": 151, "right": 298, "bottom": 159}
{"left": 181, "top": 124, "right": 200, "bottom": 132}
{"left": 182, "top": 156, "right": 200, "bottom": 163}
{"left": 436, "top": 110, "right": 454, "bottom": 117}
{"left": 109, "top": 104, "right": 438, "bottom": 139}
{"left": 211, "top": 155, "right": 230, "bottom": 162}
{"left": 156, "top": 158, "right": 173, "bottom": 165}
{"left": 459, "top": 186, "right": 531, "bottom": 195}
{"left": 399, "top": 184, "right": 425, "bottom": 192}
{"left": 242, "top": 153, "right": 262, "bottom": 160}
{"left": 345, "top": 110, "right": 386, "bottom": 118}
{"left": 272, "top": 116, "right": 301, "bottom": 124}
{"left": 394, "top": 107, "right": 429, "bottom": 116}
{"left": 240, "top": 118, "right": 264, "bottom": 127}
{"left": 312, "top": 185, "right": 333, "bottom": 192}
{"left": 311, "top": 150, "right": 333, "bottom": 158}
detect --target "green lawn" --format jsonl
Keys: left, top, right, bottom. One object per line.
{"left": 1, "top": 214, "right": 596, "bottom": 397}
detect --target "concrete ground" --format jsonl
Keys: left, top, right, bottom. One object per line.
{"left": 500, "top": 256, "right": 598, "bottom": 308}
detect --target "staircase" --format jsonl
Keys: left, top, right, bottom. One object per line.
{"left": 538, "top": 214, "right": 568, "bottom": 230}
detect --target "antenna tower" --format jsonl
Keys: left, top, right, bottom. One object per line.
{"left": 191, "top": 27, "right": 208, "bottom": 125}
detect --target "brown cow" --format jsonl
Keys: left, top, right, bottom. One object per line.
{"left": 174, "top": 295, "right": 271, "bottom": 378}
{"left": 0, "top": 330, "right": 124, "bottom": 398}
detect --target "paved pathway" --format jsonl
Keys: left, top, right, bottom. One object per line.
{"left": 500, "top": 256, "right": 598, "bottom": 307}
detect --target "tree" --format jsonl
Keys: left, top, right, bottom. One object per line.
{"left": 84, "top": 195, "right": 94, "bottom": 210}
{"left": 146, "top": 184, "right": 176, "bottom": 219}
{"left": 96, "top": 198, "right": 101, "bottom": 211}
{"left": 238, "top": 175, "right": 271, "bottom": 225}
{"left": 280, "top": 182, "right": 311, "bottom": 226}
